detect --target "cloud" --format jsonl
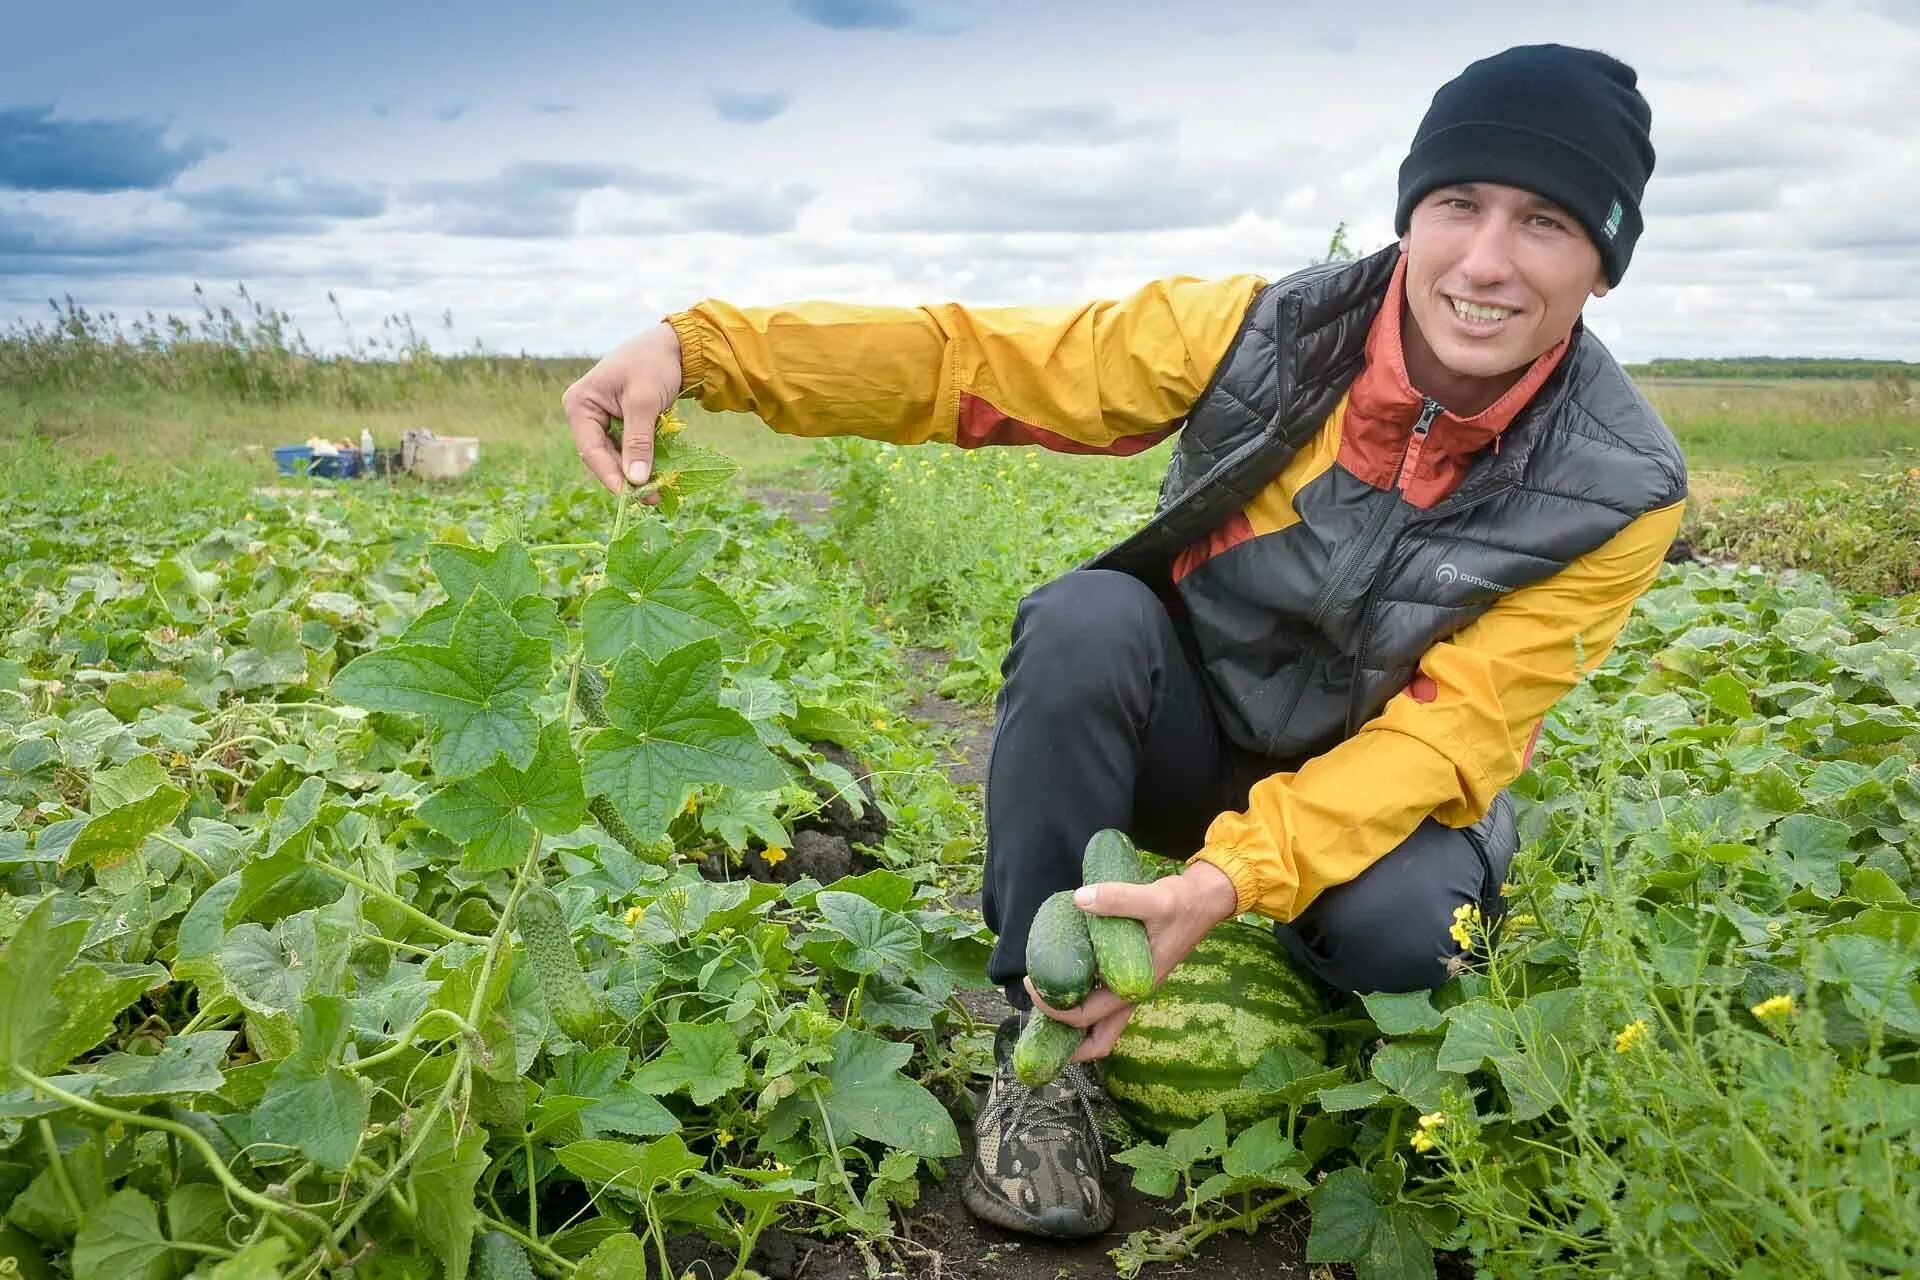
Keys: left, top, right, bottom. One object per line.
{"left": 432, "top": 104, "right": 467, "bottom": 123}
{"left": 857, "top": 148, "right": 1302, "bottom": 234}
{"left": 0, "top": 104, "right": 220, "bottom": 193}
{"left": 710, "top": 89, "right": 793, "bottom": 125}
{"left": 932, "top": 103, "right": 1173, "bottom": 147}
{"left": 174, "top": 173, "right": 389, "bottom": 233}
{"left": 531, "top": 102, "right": 575, "bottom": 115}
{"left": 791, "top": 0, "right": 913, "bottom": 31}
{"left": 404, "top": 162, "right": 808, "bottom": 238}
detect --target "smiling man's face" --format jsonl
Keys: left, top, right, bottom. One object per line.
{"left": 1398, "top": 181, "right": 1612, "bottom": 411}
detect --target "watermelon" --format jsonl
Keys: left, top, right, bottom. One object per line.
{"left": 1099, "top": 920, "right": 1329, "bottom": 1138}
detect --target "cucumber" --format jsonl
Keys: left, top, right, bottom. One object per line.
{"left": 1082, "top": 828, "right": 1157, "bottom": 1003}
{"left": 516, "top": 884, "right": 599, "bottom": 1041}
{"left": 1012, "top": 1012, "right": 1086, "bottom": 1088}
{"left": 1026, "top": 889, "right": 1095, "bottom": 1009}
{"left": 577, "top": 665, "right": 610, "bottom": 724}
{"left": 472, "top": 1230, "right": 536, "bottom": 1280}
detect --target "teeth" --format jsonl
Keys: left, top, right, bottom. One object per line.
{"left": 1451, "top": 297, "right": 1513, "bottom": 322}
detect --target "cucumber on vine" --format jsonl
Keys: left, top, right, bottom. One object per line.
{"left": 515, "top": 884, "right": 599, "bottom": 1041}
{"left": 472, "top": 1230, "right": 536, "bottom": 1280}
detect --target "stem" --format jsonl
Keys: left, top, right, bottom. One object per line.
{"left": 37, "top": 1119, "right": 84, "bottom": 1223}
{"left": 344, "top": 1008, "right": 471, "bottom": 1076}
{"left": 526, "top": 541, "right": 604, "bottom": 554}
{"left": 313, "top": 862, "right": 489, "bottom": 945}
{"left": 16, "top": 1068, "right": 336, "bottom": 1243}
{"left": 480, "top": 1213, "right": 577, "bottom": 1273}
{"left": 809, "top": 1083, "right": 865, "bottom": 1217}
{"left": 150, "top": 831, "right": 217, "bottom": 880}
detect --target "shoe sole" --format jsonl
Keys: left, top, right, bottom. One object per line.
{"left": 960, "top": 1164, "right": 1114, "bottom": 1240}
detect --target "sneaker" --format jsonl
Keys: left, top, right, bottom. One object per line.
{"left": 961, "top": 1013, "right": 1113, "bottom": 1239}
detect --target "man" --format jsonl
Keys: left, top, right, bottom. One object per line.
{"left": 564, "top": 44, "right": 1685, "bottom": 1241}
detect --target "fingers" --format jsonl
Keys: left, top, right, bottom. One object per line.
{"left": 1024, "top": 977, "right": 1130, "bottom": 1029}
{"left": 1074, "top": 879, "right": 1164, "bottom": 922}
{"left": 619, "top": 385, "right": 658, "bottom": 488}
{"left": 1070, "top": 1005, "right": 1136, "bottom": 1064}
{"left": 562, "top": 378, "right": 627, "bottom": 495}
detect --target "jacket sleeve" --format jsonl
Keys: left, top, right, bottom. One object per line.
{"left": 664, "top": 274, "right": 1264, "bottom": 454}
{"left": 1189, "top": 499, "right": 1687, "bottom": 921}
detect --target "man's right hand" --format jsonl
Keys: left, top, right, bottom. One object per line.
{"left": 561, "top": 321, "right": 685, "bottom": 496}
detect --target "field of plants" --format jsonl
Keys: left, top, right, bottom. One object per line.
{"left": 2, "top": 297, "right": 1918, "bottom": 1280}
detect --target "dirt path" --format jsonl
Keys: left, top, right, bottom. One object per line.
{"left": 740, "top": 485, "right": 1328, "bottom": 1279}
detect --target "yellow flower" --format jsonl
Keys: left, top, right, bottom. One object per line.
{"left": 1506, "top": 913, "right": 1536, "bottom": 929}
{"left": 1408, "top": 1130, "right": 1437, "bottom": 1154}
{"left": 716, "top": 1129, "right": 733, "bottom": 1146}
{"left": 1615, "top": 1019, "right": 1651, "bottom": 1053}
{"left": 1417, "top": 1111, "right": 1446, "bottom": 1132}
{"left": 1751, "top": 994, "right": 1795, "bottom": 1021}
{"left": 1499, "top": 881, "right": 1514, "bottom": 897}
{"left": 656, "top": 409, "right": 686, "bottom": 437}
{"left": 871, "top": 717, "right": 887, "bottom": 731}
{"left": 761, "top": 846, "right": 788, "bottom": 866}
{"left": 169, "top": 751, "right": 189, "bottom": 768}
{"left": 1448, "top": 902, "right": 1482, "bottom": 951}
{"left": 624, "top": 904, "right": 647, "bottom": 927}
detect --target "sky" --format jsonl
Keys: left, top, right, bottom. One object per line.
{"left": 3, "top": 0, "right": 1917, "bottom": 364}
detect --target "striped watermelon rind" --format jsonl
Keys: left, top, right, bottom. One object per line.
{"left": 1100, "top": 921, "right": 1329, "bottom": 1138}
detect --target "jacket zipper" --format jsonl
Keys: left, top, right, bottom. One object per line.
{"left": 1305, "top": 395, "right": 1443, "bottom": 634}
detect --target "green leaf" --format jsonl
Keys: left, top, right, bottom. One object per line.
{"left": 72, "top": 1190, "right": 169, "bottom": 1280}
{"left": 1306, "top": 1167, "right": 1436, "bottom": 1280}
{"left": 1812, "top": 934, "right": 1920, "bottom": 1036}
{"left": 90, "top": 754, "right": 172, "bottom": 810}
{"left": 0, "top": 897, "right": 87, "bottom": 1070}
{"left": 1435, "top": 989, "right": 1584, "bottom": 1122}
{"left": 0, "top": 899, "right": 165, "bottom": 1074}
{"left": 1239, "top": 1041, "right": 1347, "bottom": 1107}
{"left": 61, "top": 784, "right": 186, "bottom": 873}
{"left": 809, "top": 1027, "right": 960, "bottom": 1157}
{"left": 87, "top": 1031, "right": 234, "bottom": 1098}
{"left": 1317, "top": 1080, "right": 1393, "bottom": 1112}
{"left": 1165, "top": 1111, "right": 1228, "bottom": 1168}
{"left": 227, "top": 609, "right": 307, "bottom": 690}
{"left": 196, "top": 1239, "right": 291, "bottom": 1279}
{"left": 331, "top": 587, "right": 550, "bottom": 779}
{"left": 583, "top": 639, "right": 788, "bottom": 840}
{"left": 1111, "top": 1138, "right": 1184, "bottom": 1197}
{"left": 814, "top": 891, "right": 920, "bottom": 975}
{"left": 419, "top": 720, "right": 586, "bottom": 872}
{"left": 408, "top": 1111, "right": 489, "bottom": 1280}
{"left": 631, "top": 1022, "right": 748, "bottom": 1106}
{"left": 1702, "top": 672, "right": 1753, "bottom": 718}
{"left": 1361, "top": 990, "right": 1445, "bottom": 1036}
{"left": 557, "top": 1134, "right": 705, "bottom": 1197}
{"left": 1222, "top": 1116, "right": 1309, "bottom": 1187}
{"left": 575, "top": 1233, "right": 648, "bottom": 1280}
{"left": 1370, "top": 1042, "right": 1466, "bottom": 1114}
{"left": 255, "top": 996, "right": 370, "bottom": 1169}
{"left": 582, "top": 525, "right": 748, "bottom": 663}
{"left": 430, "top": 540, "right": 540, "bottom": 608}
{"left": 1773, "top": 813, "right": 1853, "bottom": 899}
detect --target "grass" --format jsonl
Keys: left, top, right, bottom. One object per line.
{"left": 1641, "top": 376, "right": 1920, "bottom": 479}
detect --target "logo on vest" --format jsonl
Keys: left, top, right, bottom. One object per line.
{"left": 1437, "top": 562, "right": 1513, "bottom": 594}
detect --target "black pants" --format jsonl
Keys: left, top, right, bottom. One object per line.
{"left": 982, "top": 569, "right": 1518, "bottom": 1008}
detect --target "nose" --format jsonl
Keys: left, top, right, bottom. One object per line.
{"left": 1456, "top": 213, "right": 1517, "bottom": 287}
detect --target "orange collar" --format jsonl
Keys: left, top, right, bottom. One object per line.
{"left": 1339, "top": 252, "right": 1569, "bottom": 507}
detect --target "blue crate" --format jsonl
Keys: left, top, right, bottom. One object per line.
{"left": 273, "top": 445, "right": 362, "bottom": 479}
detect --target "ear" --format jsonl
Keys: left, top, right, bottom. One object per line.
{"left": 1398, "top": 229, "right": 1411, "bottom": 253}
{"left": 1591, "top": 265, "right": 1611, "bottom": 300}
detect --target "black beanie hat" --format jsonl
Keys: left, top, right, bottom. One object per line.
{"left": 1394, "top": 44, "right": 1655, "bottom": 285}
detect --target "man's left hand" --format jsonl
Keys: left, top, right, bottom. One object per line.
{"left": 1023, "top": 860, "right": 1240, "bottom": 1063}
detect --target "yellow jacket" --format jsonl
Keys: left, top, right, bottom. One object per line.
{"left": 665, "top": 271, "right": 1682, "bottom": 922}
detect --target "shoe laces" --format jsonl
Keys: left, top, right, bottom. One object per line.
{"left": 994, "top": 1060, "right": 1107, "bottom": 1166}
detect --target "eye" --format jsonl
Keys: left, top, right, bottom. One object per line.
{"left": 1529, "top": 213, "right": 1567, "bottom": 231}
